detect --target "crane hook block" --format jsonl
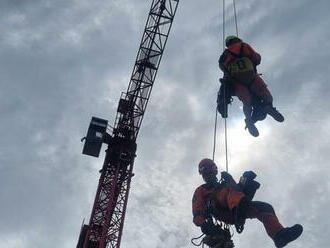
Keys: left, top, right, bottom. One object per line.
{"left": 82, "top": 116, "right": 108, "bottom": 157}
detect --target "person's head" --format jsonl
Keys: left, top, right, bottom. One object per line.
{"left": 198, "top": 158, "right": 218, "bottom": 184}
{"left": 225, "top": 35, "right": 242, "bottom": 47}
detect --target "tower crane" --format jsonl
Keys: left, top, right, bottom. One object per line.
{"left": 76, "top": 1, "right": 179, "bottom": 248}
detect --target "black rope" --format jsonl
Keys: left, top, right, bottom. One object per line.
{"left": 191, "top": 233, "right": 205, "bottom": 247}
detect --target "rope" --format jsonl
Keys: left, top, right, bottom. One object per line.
{"left": 223, "top": 0, "right": 229, "bottom": 172}
{"left": 212, "top": 107, "right": 218, "bottom": 161}
{"left": 233, "top": 0, "right": 239, "bottom": 36}
{"left": 191, "top": 233, "right": 205, "bottom": 247}
{"left": 207, "top": 3, "right": 242, "bottom": 246}
{"left": 212, "top": 0, "right": 226, "bottom": 163}
{"left": 213, "top": 0, "right": 239, "bottom": 172}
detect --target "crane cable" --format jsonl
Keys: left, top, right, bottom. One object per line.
{"left": 212, "top": 0, "right": 239, "bottom": 173}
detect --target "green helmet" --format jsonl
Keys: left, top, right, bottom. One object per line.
{"left": 225, "top": 35, "right": 242, "bottom": 47}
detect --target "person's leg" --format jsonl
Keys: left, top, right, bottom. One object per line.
{"left": 250, "top": 76, "right": 273, "bottom": 103}
{"left": 233, "top": 82, "right": 259, "bottom": 136}
{"left": 250, "top": 76, "right": 284, "bottom": 122}
{"left": 246, "top": 201, "right": 283, "bottom": 238}
{"left": 246, "top": 201, "right": 303, "bottom": 247}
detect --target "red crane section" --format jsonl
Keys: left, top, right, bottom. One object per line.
{"left": 77, "top": 1, "right": 179, "bottom": 248}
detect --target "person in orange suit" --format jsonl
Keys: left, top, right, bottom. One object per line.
{"left": 218, "top": 35, "right": 284, "bottom": 137}
{"left": 192, "top": 158, "right": 303, "bottom": 248}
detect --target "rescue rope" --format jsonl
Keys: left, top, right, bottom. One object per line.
{"left": 223, "top": 0, "right": 229, "bottom": 173}
{"left": 212, "top": 108, "right": 218, "bottom": 161}
{"left": 233, "top": 0, "right": 239, "bottom": 36}
{"left": 214, "top": 0, "right": 240, "bottom": 236}
{"left": 213, "top": 0, "right": 228, "bottom": 171}
{"left": 208, "top": 1, "right": 240, "bottom": 244}
{"left": 213, "top": 0, "right": 239, "bottom": 172}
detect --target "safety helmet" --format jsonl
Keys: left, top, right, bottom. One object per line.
{"left": 225, "top": 35, "right": 242, "bottom": 47}
{"left": 198, "top": 158, "right": 218, "bottom": 175}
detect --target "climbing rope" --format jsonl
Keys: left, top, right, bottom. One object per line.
{"left": 233, "top": 0, "right": 239, "bottom": 36}
{"left": 195, "top": 2, "right": 244, "bottom": 247}
{"left": 212, "top": 108, "right": 218, "bottom": 162}
{"left": 223, "top": 0, "right": 229, "bottom": 173}
{"left": 213, "top": 0, "right": 239, "bottom": 173}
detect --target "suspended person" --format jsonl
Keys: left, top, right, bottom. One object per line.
{"left": 192, "top": 159, "right": 303, "bottom": 248}
{"left": 217, "top": 35, "right": 284, "bottom": 137}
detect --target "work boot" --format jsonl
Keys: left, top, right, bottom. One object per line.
{"left": 274, "top": 224, "right": 303, "bottom": 248}
{"left": 245, "top": 119, "right": 259, "bottom": 137}
{"left": 234, "top": 197, "right": 250, "bottom": 233}
{"left": 264, "top": 105, "right": 284, "bottom": 122}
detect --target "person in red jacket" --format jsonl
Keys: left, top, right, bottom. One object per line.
{"left": 218, "top": 35, "right": 284, "bottom": 137}
{"left": 192, "top": 158, "right": 303, "bottom": 248}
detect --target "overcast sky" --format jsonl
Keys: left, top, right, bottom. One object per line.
{"left": 1, "top": 0, "right": 329, "bottom": 248}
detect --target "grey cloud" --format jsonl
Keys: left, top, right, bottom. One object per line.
{"left": 1, "top": 0, "right": 330, "bottom": 248}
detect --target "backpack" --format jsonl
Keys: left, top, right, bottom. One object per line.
{"left": 227, "top": 44, "right": 256, "bottom": 84}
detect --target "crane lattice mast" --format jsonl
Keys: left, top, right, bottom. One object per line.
{"left": 77, "top": 1, "right": 179, "bottom": 248}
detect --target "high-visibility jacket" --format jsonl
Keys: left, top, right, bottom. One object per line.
{"left": 192, "top": 182, "right": 284, "bottom": 239}
{"left": 219, "top": 42, "right": 261, "bottom": 78}
{"left": 192, "top": 181, "right": 244, "bottom": 226}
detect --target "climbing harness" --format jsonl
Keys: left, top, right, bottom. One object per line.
{"left": 191, "top": 223, "right": 234, "bottom": 248}
{"left": 191, "top": 221, "right": 234, "bottom": 248}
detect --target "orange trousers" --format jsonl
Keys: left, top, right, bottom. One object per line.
{"left": 232, "top": 75, "right": 273, "bottom": 105}
{"left": 215, "top": 186, "right": 283, "bottom": 239}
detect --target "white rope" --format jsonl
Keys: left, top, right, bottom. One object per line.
{"left": 233, "top": 0, "right": 239, "bottom": 36}
{"left": 212, "top": 0, "right": 228, "bottom": 163}
{"left": 213, "top": 0, "right": 239, "bottom": 172}
{"left": 223, "top": 0, "right": 229, "bottom": 172}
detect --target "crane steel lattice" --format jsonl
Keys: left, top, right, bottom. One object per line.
{"left": 77, "top": 1, "right": 179, "bottom": 248}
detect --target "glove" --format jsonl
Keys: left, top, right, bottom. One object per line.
{"left": 201, "top": 221, "right": 218, "bottom": 236}
{"left": 242, "top": 171, "right": 257, "bottom": 180}
{"left": 221, "top": 171, "right": 234, "bottom": 183}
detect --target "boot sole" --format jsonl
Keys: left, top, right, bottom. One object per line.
{"left": 247, "top": 126, "right": 259, "bottom": 137}
{"left": 267, "top": 110, "right": 284, "bottom": 122}
{"left": 245, "top": 120, "right": 259, "bottom": 137}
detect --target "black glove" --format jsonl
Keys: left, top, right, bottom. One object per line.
{"left": 242, "top": 171, "right": 257, "bottom": 180}
{"left": 239, "top": 171, "right": 260, "bottom": 201}
{"left": 201, "top": 221, "right": 218, "bottom": 236}
{"left": 221, "top": 171, "right": 234, "bottom": 183}
{"left": 244, "top": 180, "right": 260, "bottom": 200}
